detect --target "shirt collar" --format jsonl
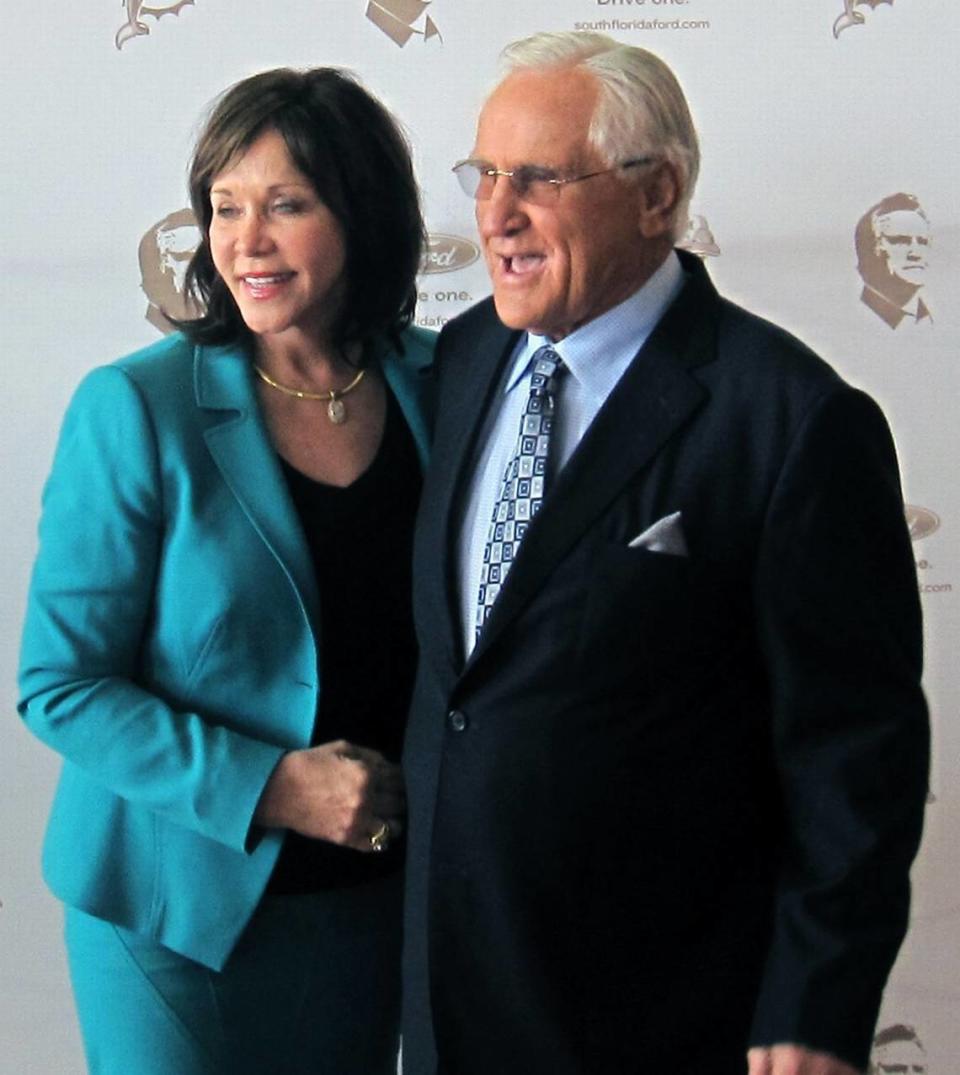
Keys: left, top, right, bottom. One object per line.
{"left": 901, "top": 290, "right": 927, "bottom": 319}
{"left": 504, "top": 250, "right": 685, "bottom": 399}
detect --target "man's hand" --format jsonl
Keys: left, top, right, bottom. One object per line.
{"left": 748, "top": 1045, "right": 862, "bottom": 1075}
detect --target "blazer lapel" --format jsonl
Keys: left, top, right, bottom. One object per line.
{"left": 381, "top": 334, "right": 434, "bottom": 468}
{"left": 467, "top": 259, "right": 716, "bottom": 669}
{"left": 193, "top": 342, "right": 321, "bottom": 633}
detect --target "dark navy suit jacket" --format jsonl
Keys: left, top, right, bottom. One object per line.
{"left": 402, "top": 253, "right": 928, "bottom": 1074}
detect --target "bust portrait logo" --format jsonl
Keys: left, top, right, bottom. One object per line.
{"left": 855, "top": 193, "right": 932, "bottom": 331}
{"left": 365, "top": 0, "right": 441, "bottom": 46}
{"left": 833, "top": 0, "right": 896, "bottom": 38}
{"left": 420, "top": 234, "right": 480, "bottom": 275}
{"left": 116, "top": 0, "right": 195, "bottom": 49}
{"left": 139, "top": 208, "right": 201, "bottom": 334}
{"left": 871, "top": 1023, "right": 928, "bottom": 1075}
{"left": 905, "top": 505, "right": 940, "bottom": 542}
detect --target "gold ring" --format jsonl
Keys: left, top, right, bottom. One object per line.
{"left": 369, "top": 821, "right": 390, "bottom": 853}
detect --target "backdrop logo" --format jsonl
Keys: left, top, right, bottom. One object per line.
{"left": 871, "top": 1023, "right": 927, "bottom": 1075}
{"left": 366, "top": 0, "right": 441, "bottom": 46}
{"left": 833, "top": 0, "right": 895, "bottom": 38}
{"left": 116, "top": 0, "right": 195, "bottom": 49}
{"left": 905, "top": 505, "right": 939, "bottom": 542}
{"left": 420, "top": 234, "right": 480, "bottom": 274}
{"left": 855, "top": 193, "right": 932, "bottom": 330}
{"left": 139, "top": 208, "right": 201, "bottom": 334}
{"left": 677, "top": 215, "right": 720, "bottom": 258}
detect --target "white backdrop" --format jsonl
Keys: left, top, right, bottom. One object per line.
{"left": 2, "top": 2, "right": 957, "bottom": 1070}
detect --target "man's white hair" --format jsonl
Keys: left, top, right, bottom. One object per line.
{"left": 499, "top": 31, "right": 700, "bottom": 241}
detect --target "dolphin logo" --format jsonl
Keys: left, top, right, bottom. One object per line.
{"left": 116, "top": 0, "right": 196, "bottom": 50}
{"left": 834, "top": 0, "right": 896, "bottom": 38}
{"left": 677, "top": 215, "right": 721, "bottom": 258}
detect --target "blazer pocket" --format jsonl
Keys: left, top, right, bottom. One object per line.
{"left": 183, "top": 615, "right": 227, "bottom": 691}
{"left": 593, "top": 540, "right": 695, "bottom": 594}
{"left": 577, "top": 542, "right": 694, "bottom": 678}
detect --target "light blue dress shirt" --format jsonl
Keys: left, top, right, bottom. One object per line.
{"left": 457, "top": 251, "right": 686, "bottom": 657}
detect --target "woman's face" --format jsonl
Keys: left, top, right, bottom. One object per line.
{"left": 209, "top": 128, "right": 347, "bottom": 348}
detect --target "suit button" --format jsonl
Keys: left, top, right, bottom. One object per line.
{"left": 447, "top": 709, "right": 468, "bottom": 733}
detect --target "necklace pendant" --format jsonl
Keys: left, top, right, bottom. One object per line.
{"left": 327, "top": 397, "right": 347, "bottom": 424}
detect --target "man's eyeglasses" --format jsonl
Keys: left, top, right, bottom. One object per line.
{"left": 452, "top": 156, "right": 657, "bottom": 207}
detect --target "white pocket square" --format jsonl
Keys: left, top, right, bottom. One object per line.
{"left": 627, "top": 511, "right": 688, "bottom": 557}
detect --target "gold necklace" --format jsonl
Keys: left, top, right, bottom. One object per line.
{"left": 253, "top": 363, "right": 366, "bottom": 425}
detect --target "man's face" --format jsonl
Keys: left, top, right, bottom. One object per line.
{"left": 874, "top": 209, "right": 930, "bottom": 287}
{"left": 472, "top": 67, "right": 668, "bottom": 341}
{"left": 872, "top": 1038, "right": 927, "bottom": 1075}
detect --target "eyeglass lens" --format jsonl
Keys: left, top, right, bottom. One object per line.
{"left": 454, "top": 163, "right": 557, "bottom": 204}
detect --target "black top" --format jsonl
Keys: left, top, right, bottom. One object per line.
{"left": 267, "top": 388, "right": 422, "bottom": 893}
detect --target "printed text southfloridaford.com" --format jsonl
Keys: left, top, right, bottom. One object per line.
{"left": 575, "top": 18, "right": 710, "bottom": 30}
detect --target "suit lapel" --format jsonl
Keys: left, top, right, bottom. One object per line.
{"left": 466, "top": 258, "right": 716, "bottom": 670}
{"left": 193, "top": 342, "right": 321, "bottom": 633}
{"left": 420, "top": 311, "right": 520, "bottom": 680}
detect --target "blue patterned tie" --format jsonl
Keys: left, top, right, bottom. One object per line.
{"left": 476, "top": 346, "right": 566, "bottom": 640}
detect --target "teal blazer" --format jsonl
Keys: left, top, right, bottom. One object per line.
{"left": 18, "top": 328, "right": 434, "bottom": 970}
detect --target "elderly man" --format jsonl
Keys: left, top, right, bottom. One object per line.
{"left": 402, "top": 31, "right": 928, "bottom": 1075}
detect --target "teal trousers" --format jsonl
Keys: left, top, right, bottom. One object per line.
{"left": 65, "top": 875, "right": 402, "bottom": 1075}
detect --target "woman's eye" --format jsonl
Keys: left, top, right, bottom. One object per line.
{"left": 272, "top": 200, "right": 303, "bottom": 215}
{"left": 213, "top": 204, "right": 239, "bottom": 219}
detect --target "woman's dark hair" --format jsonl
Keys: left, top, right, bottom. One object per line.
{"left": 180, "top": 67, "right": 425, "bottom": 361}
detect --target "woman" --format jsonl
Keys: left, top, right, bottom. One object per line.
{"left": 18, "top": 67, "right": 433, "bottom": 1074}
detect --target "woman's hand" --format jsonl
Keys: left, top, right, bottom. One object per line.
{"left": 254, "top": 740, "right": 405, "bottom": 852}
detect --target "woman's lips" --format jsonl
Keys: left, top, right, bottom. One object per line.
{"left": 240, "top": 272, "right": 295, "bottom": 298}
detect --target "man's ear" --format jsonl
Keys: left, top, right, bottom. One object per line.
{"left": 637, "top": 161, "right": 681, "bottom": 240}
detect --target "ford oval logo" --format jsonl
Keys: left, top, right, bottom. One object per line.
{"left": 905, "top": 505, "right": 940, "bottom": 541}
{"left": 420, "top": 233, "right": 480, "bottom": 274}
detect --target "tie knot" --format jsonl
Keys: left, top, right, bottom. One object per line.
{"left": 529, "top": 346, "right": 565, "bottom": 398}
